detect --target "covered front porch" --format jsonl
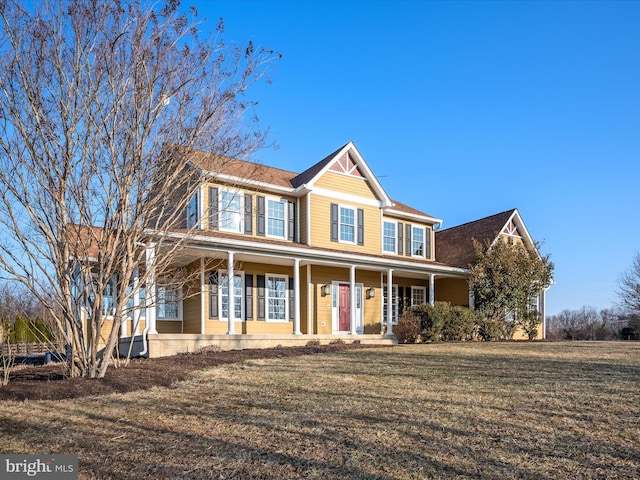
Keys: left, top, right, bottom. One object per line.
{"left": 119, "top": 241, "right": 468, "bottom": 357}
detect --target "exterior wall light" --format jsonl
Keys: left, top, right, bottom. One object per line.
{"left": 321, "top": 284, "right": 331, "bottom": 297}
{"left": 366, "top": 287, "right": 375, "bottom": 299}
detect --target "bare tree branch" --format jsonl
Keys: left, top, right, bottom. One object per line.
{"left": 0, "top": 0, "right": 277, "bottom": 377}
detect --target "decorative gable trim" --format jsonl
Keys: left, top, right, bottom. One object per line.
{"left": 501, "top": 219, "right": 521, "bottom": 237}
{"left": 329, "top": 152, "right": 365, "bottom": 178}
{"left": 299, "top": 142, "right": 393, "bottom": 207}
{"left": 493, "top": 209, "right": 538, "bottom": 257}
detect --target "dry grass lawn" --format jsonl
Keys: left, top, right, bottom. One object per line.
{"left": 1, "top": 341, "right": 639, "bottom": 479}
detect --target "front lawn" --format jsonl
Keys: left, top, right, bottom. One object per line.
{"left": 1, "top": 342, "right": 638, "bottom": 479}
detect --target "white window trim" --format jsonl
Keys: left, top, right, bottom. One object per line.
{"left": 265, "top": 196, "right": 288, "bottom": 240}
{"left": 331, "top": 281, "right": 364, "bottom": 333}
{"left": 411, "top": 225, "right": 426, "bottom": 258}
{"left": 382, "top": 219, "right": 397, "bottom": 254}
{"left": 218, "top": 188, "right": 244, "bottom": 234}
{"left": 218, "top": 271, "right": 245, "bottom": 322}
{"left": 338, "top": 204, "right": 356, "bottom": 244}
{"left": 266, "top": 273, "right": 289, "bottom": 323}
{"left": 411, "top": 286, "right": 427, "bottom": 307}
{"left": 156, "top": 285, "right": 183, "bottom": 321}
{"left": 382, "top": 283, "right": 399, "bottom": 325}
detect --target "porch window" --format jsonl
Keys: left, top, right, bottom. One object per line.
{"left": 267, "top": 198, "right": 286, "bottom": 238}
{"left": 383, "top": 221, "right": 396, "bottom": 253}
{"left": 266, "top": 274, "right": 288, "bottom": 321}
{"left": 339, "top": 206, "right": 355, "bottom": 243}
{"left": 157, "top": 286, "right": 181, "bottom": 320}
{"left": 125, "top": 284, "right": 146, "bottom": 320}
{"left": 382, "top": 284, "right": 399, "bottom": 325}
{"left": 411, "top": 286, "right": 426, "bottom": 306}
{"left": 219, "top": 189, "right": 244, "bottom": 233}
{"left": 220, "top": 272, "right": 244, "bottom": 321}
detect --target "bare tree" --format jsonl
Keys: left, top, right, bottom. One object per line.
{"left": 0, "top": 0, "right": 276, "bottom": 377}
{"left": 618, "top": 252, "right": 640, "bottom": 315}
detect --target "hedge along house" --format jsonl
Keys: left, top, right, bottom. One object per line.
{"left": 435, "top": 209, "right": 550, "bottom": 339}
{"left": 106, "top": 141, "right": 478, "bottom": 357}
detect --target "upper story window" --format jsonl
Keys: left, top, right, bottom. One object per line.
{"left": 219, "top": 189, "right": 244, "bottom": 233}
{"left": 267, "top": 198, "right": 287, "bottom": 239}
{"left": 411, "top": 226, "right": 425, "bottom": 257}
{"left": 339, "top": 206, "right": 355, "bottom": 243}
{"left": 186, "top": 192, "right": 199, "bottom": 229}
{"left": 383, "top": 221, "right": 396, "bottom": 253}
{"left": 330, "top": 203, "right": 364, "bottom": 246}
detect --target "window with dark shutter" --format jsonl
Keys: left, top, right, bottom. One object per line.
{"left": 245, "top": 275, "right": 254, "bottom": 320}
{"left": 257, "top": 275, "right": 265, "bottom": 320}
{"left": 209, "top": 271, "right": 218, "bottom": 319}
{"left": 357, "top": 208, "right": 364, "bottom": 246}
{"left": 288, "top": 201, "right": 296, "bottom": 241}
{"left": 288, "top": 277, "right": 294, "bottom": 321}
{"left": 244, "top": 194, "right": 253, "bottom": 235}
{"left": 398, "top": 222, "right": 403, "bottom": 255}
{"left": 257, "top": 196, "right": 265, "bottom": 237}
{"left": 425, "top": 227, "right": 431, "bottom": 259}
{"left": 330, "top": 203, "right": 338, "bottom": 242}
{"left": 208, "top": 187, "right": 218, "bottom": 230}
{"left": 405, "top": 224, "right": 412, "bottom": 257}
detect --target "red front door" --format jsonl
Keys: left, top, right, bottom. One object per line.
{"left": 339, "top": 284, "right": 350, "bottom": 331}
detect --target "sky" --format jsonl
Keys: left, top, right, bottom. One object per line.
{"left": 194, "top": 0, "right": 640, "bottom": 317}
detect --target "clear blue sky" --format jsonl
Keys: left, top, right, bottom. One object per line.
{"left": 196, "top": 0, "right": 640, "bottom": 316}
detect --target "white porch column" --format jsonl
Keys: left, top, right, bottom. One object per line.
{"left": 131, "top": 267, "right": 140, "bottom": 337}
{"left": 542, "top": 287, "right": 549, "bottom": 339}
{"left": 200, "top": 258, "right": 206, "bottom": 334}
{"left": 307, "top": 265, "right": 313, "bottom": 335}
{"left": 145, "top": 244, "right": 157, "bottom": 335}
{"left": 468, "top": 283, "right": 475, "bottom": 310}
{"left": 386, "top": 268, "right": 394, "bottom": 336}
{"left": 350, "top": 265, "right": 357, "bottom": 335}
{"left": 429, "top": 274, "right": 435, "bottom": 306}
{"left": 227, "top": 251, "right": 236, "bottom": 334}
{"left": 293, "top": 258, "right": 301, "bottom": 334}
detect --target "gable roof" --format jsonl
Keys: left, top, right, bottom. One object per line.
{"left": 189, "top": 150, "right": 298, "bottom": 190}
{"left": 189, "top": 144, "right": 437, "bottom": 222}
{"left": 292, "top": 141, "right": 393, "bottom": 207}
{"left": 435, "top": 209, "right": 518, "bottom": 268}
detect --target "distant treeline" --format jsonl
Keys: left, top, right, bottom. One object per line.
{"left": 546, "top": 307, "right": 639, "bottom": 340}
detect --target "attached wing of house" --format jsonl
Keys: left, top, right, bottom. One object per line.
{"left": 435, "top": 208, "right": 549, "bottom": 339}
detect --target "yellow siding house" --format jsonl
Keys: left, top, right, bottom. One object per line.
{"left": 115, "top": 142, "right": 548, "bottom": 356}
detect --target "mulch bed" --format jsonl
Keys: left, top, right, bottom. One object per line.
{"left": 0, "top": 342, "right": 374, "bottom": 402}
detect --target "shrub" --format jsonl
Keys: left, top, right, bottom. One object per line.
{"left": 395, "top": 313, "right": 421, "bottom": 344}
{"left": 518, "top": 311, "right": 541, "bottom": 341}
{"left": 441, "top": 305, "right": 477, "bottom": 341}
{"left": 476, "top": 315, "right": 502, "bottom": 341}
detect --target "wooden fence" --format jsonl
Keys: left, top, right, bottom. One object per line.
{"left": 1, "top": 342, "right": 63, "bottom": 357}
